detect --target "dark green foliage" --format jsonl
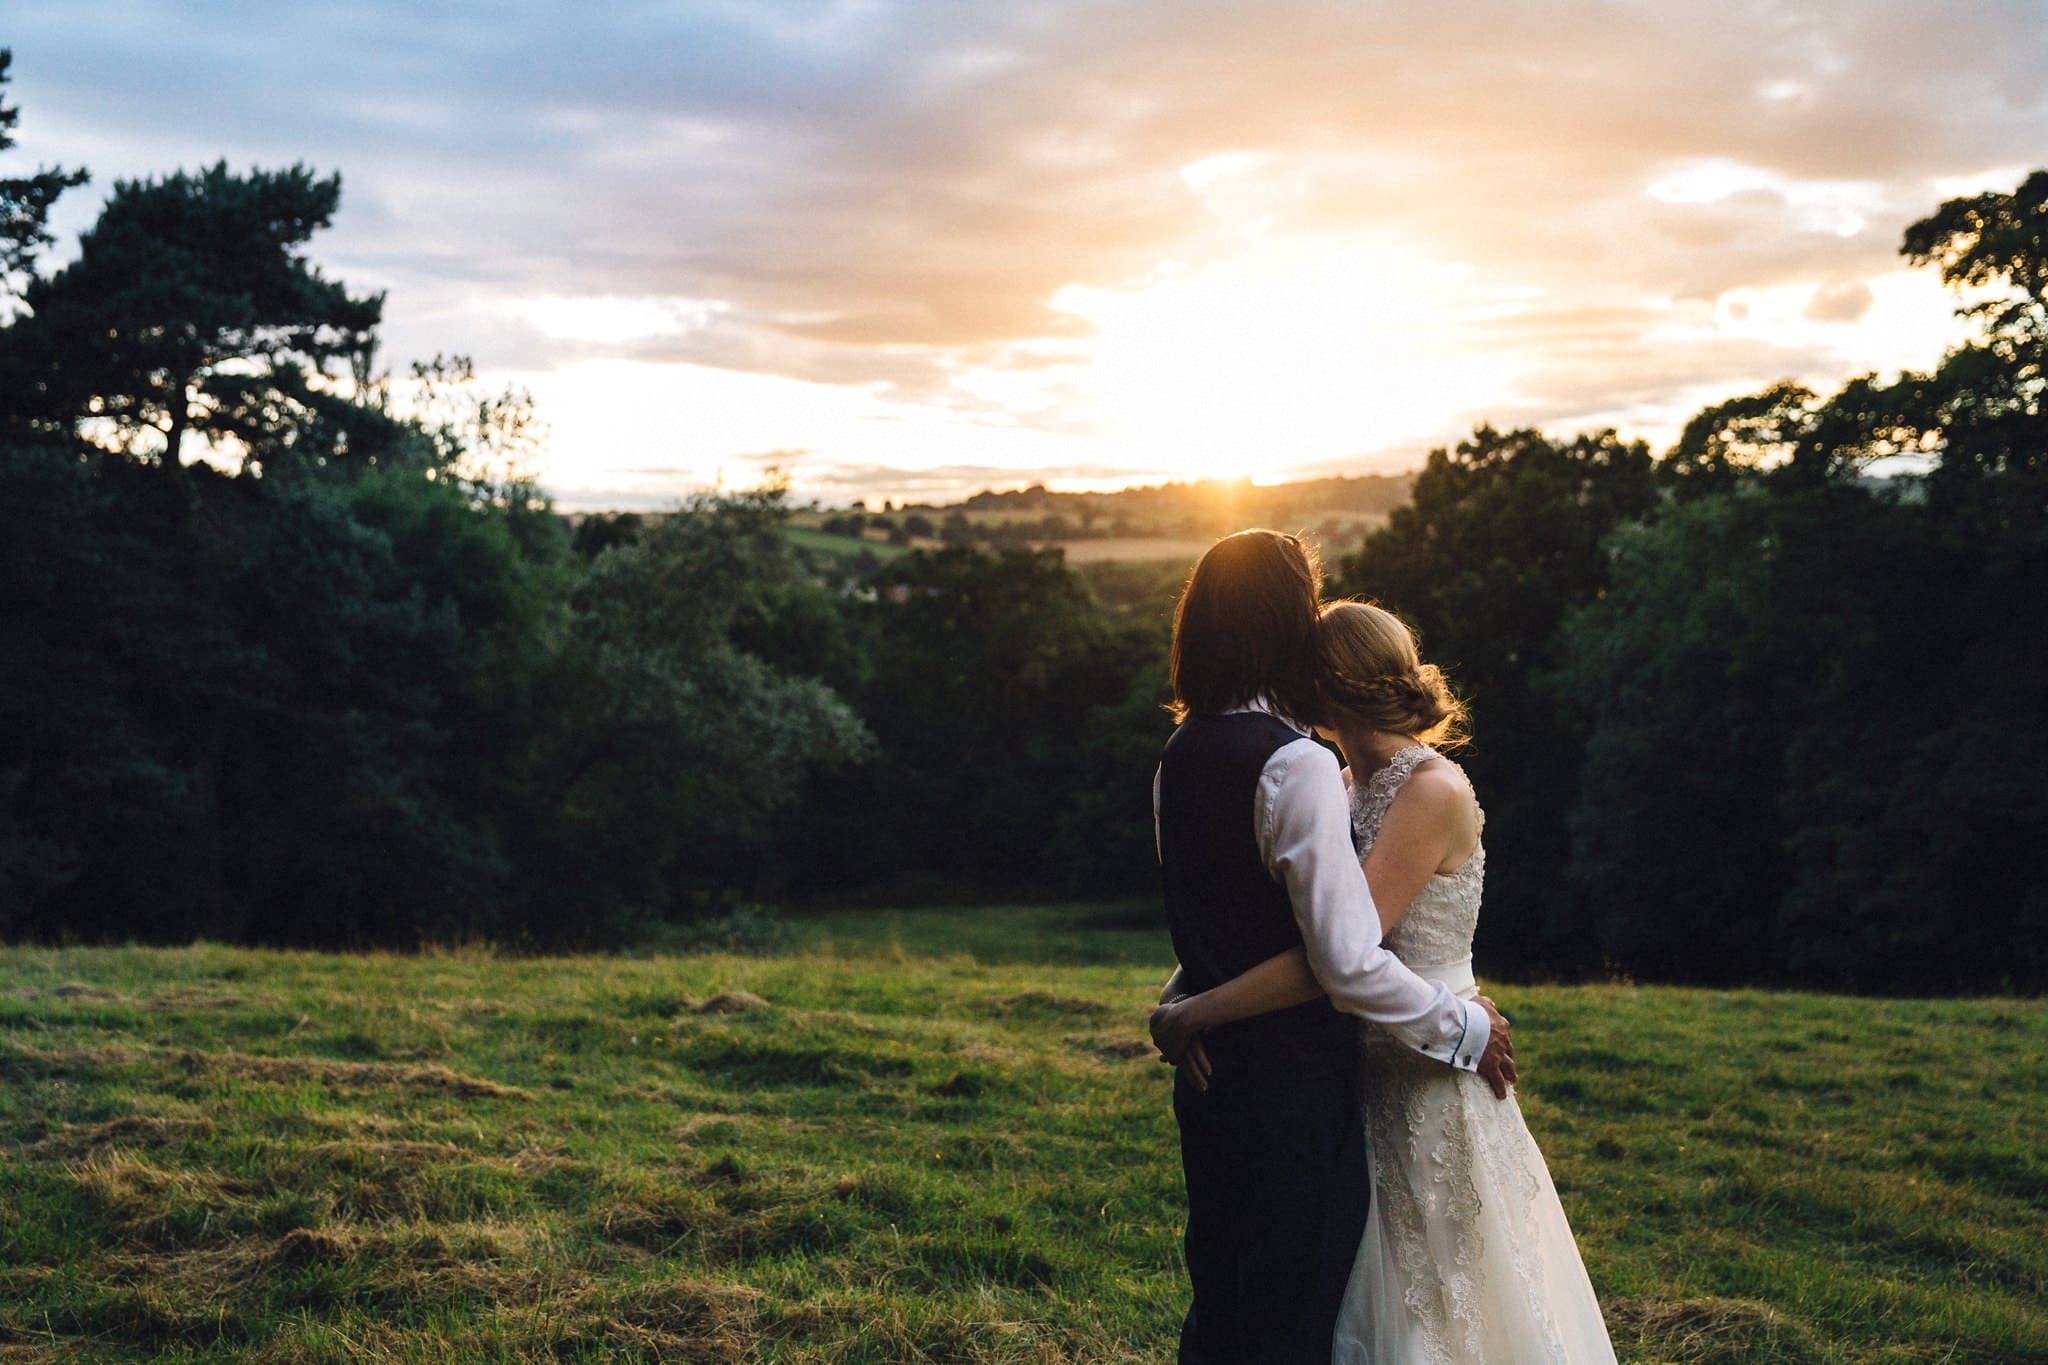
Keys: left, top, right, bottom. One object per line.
{"left": 1547, "top": 172, "right": 2048, "bottom": 990}
{"left": 511, "top": 492, "right": 874, "bottom": 936}
{"left": 1559, "top": 453, "right": 2048, "bottom": 992}
{"left": 0, "top": 89, "right": 871, "bottom": 948}
{"left": 0, "top": 452, "right": 528, "bottom": 943}
{"left": 1550, "top": 492, "right": 1802, "bottom": 983}
{"left": 569, "top": 509, "right": 645, "bottom": 558}
{"left": 796, "top": 547, "right": 1169, "bottom": 899}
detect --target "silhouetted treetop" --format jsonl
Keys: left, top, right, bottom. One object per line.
{"left": 1904, "top": 169, "right": 2048, "bottom": 312}
{"left": 2, "top": 161, "right": 382, "bottom": 479}
{"left": 0, "top": 48, "right": 88, "bottom": 295}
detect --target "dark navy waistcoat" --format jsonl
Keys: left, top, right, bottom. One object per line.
{"left": 1159, "top": 711, "right": 1356, "bottom": 1062}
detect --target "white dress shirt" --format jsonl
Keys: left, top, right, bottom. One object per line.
{"left": 1155, "top": 698, "right": 1491, "bottom": 1073}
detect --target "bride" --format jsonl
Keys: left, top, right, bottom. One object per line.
{"left": 1151, "top": 601, "right": 1616, "bottom": 1364}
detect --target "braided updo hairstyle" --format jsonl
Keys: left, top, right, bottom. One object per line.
{"left": 1316, "top": 601, "right": 1467, "bottom": 746}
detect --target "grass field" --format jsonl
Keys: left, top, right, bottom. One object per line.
{"left": 782, "top": 526, "right": 911, "bottom": 562}
{"left": 3, "top": 904, "right": 2044, "bottom": 1362}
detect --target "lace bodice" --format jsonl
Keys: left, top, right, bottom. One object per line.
{"left": 1348, "top": 743, "right": 1485, "bottom": 973}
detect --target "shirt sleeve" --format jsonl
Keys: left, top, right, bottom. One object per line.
{"left": 1256, "top": 738, "right": 1491, "bottom": 1072}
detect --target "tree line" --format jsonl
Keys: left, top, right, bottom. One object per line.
{"left": 0, "top": 52, "right": 2040, "bottom": 989}
{"left": 1341, "top": 174, "right": 2048, "bottom": 992}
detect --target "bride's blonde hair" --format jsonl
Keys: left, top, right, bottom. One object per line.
{"left": 1316, "top": 601, "right": 1468, "bottom": 747}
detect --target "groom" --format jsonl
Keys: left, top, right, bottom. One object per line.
{"left": 1155, "top": 530, "right": 1514, "bottom": 1363}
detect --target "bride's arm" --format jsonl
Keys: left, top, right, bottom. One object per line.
{"left": 1158, "top": 964, "right": 1188, "bottom": 1005}
{"left": 1149, "top": 947, "right": 1320, "bottom": 1076}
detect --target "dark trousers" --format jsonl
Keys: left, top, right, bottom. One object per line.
{"left": 1173, "top": 1042, "right": 1370, "bottom": 1365}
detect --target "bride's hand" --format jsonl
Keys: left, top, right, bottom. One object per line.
{"left": 1175, "top": 1036, "right": 1213, "bottom": 1091}
{"left": 1150, "top": 996, "right": 1214, "bottom": 1088}
{"left": 1149, "top": 996, "right": 1197, "bottom": 1061}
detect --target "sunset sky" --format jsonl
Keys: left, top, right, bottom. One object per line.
{"left": 10, "top": 2, "right": 2047, "bottom": 507}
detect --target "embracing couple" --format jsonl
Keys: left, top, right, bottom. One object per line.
{"left": 1149, "top": 530, "right": 1616, "bottom": 1364}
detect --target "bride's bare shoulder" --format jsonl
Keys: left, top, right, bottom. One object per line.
{"left": 1396, "top": 757, "right": 1467, "bottom": 805}
{"left": 1412, "top": 752, "right": 1473, "bottom": 791}
{"left": 1401, "top": 756, "right": 1481, "bottom": 821}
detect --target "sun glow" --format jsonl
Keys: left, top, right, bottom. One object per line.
{"left": 1052, "top": 241, "right": 1512, "bottom": 482}
{"left": 491, "top": 236, "right": 1531, "bottom": 504}
{"left": 483, "top": 158, "right": 1968, "bottom": 507}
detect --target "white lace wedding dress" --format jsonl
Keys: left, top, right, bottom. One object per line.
{"left": 1333, "top": 745, "right": 1616, "bottom": 1364}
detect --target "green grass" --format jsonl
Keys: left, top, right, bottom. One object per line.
{"left": 2, "top": 905, "right": 2043, "bottom": 1362}
{"left": 783, "top": 526, "right": 911, "bottom": 561}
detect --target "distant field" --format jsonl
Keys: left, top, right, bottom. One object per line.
{"left": 3, "top": 907, "right": 2044, "bottom": 1362}
{"left": 782, "top": 530, "right": 1367, "bottom": 570}
{"left": 782, "top": 526, "right": 910, "bottom": 560}
{"left": 1044, "top": 537, "right": 1213, "bottom": 565}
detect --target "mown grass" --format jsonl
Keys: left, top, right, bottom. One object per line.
{"left": 2, "top": 904, "right": 2043, "bottom": 1362}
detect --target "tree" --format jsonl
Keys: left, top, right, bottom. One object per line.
{"left": 570, "top": 510, "right": 646, "bottom": 559}
{"left": 0, "top": 72, "right": 886, "bottom": 947}
{"left": 1555, "top": 475, "right": 2047, "bottom": 991}
{"left": 0, "top": 448, "right": 514, "bottom": 945}
{"left": 1660, "top": 381, "right": 1817, "bottom": 498}
{"left": 798, "top": 546, "right": 1135, "bottom": 895}
{"left": 515, "top": 490, "right": 874, "bottom": 935}
{"left": 0, "top": 49, "right": 88, "bottom": 298}
{"left": 395, "top": 352, "right": 546, "bottom": 480}
{"left": 1550, "top": 170, "right": 2048, "bottom": 989}
{"left": 1898, "top": 170, "right": 2048, "bottom": 484}
{"left": 1772, "top": 171, "right": 2048, "bottom": 491}
{"left": 0, "top": 161, "right": 383, "bottom": 480}
{"left": 1551, "top": 490, "right": 1818, "bottom": 983}
{"left": 1904, "top": 169, "right": 2048, "bottom": 347}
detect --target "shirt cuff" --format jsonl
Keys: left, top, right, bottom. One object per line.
{"left": 1404, "top": 996, "right": 1490, "bottom": 1073}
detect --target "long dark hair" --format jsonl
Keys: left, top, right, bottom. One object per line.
{"left": 1169, "top": 529, "right": 1324, "bottom": 725}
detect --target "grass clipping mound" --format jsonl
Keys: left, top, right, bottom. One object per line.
{"left": 176, "top": 1049, "right": 533, "bottom": 1100}
{"left": 586, "top": 1279, "right": 764, "bottom": 1360}
{"left": 1607, "top": 1296, "right": 1824, "bottom": 1364}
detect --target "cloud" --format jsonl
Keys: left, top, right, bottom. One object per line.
{"left": 9, "top": 0, "right": 2048, "bottom": 501}
{"left": 1804, "top": 279, "right": 1877, "bottom": 324}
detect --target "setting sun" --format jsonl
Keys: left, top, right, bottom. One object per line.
{"left": 1056, "top": 238, "right": 1514, "bottom": 483}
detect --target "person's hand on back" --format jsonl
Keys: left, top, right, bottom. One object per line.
{"left": 1474, "top": 994, "right": 1516, "bottom": 1099}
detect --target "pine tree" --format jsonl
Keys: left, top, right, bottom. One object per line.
{"left": 0, "top": 48, "right": 88, "bottom": 297}
{"left": 2, "top": 160, "right": 383, "bottom": 480}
